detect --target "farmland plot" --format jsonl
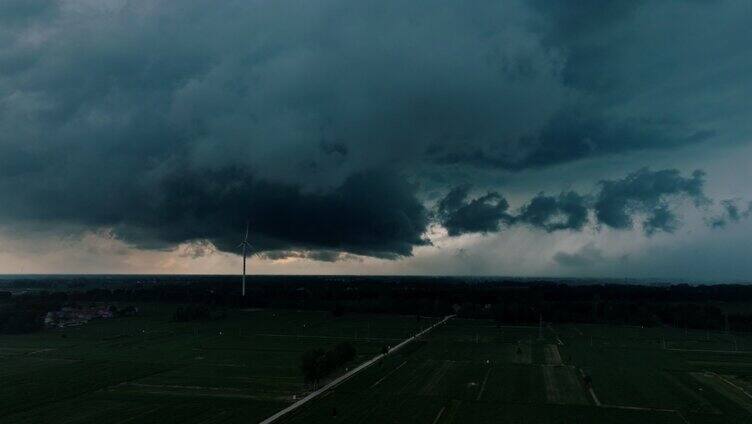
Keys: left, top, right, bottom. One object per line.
{"left": 277, "top": 320, "right": 752, "bottom": 424}
{"left": 0, "top": 307, "right": 432, "bottom": 424}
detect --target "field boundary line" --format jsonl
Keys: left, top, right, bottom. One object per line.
{"left": 420, "top": 361, "right": 451, "bottom": 395}
{"left": 588, "top": 384, "right": 601, "bottom": 406}
{"left": 676, "top": 411, "right": 690, "bottom": 424}
{"left": 476, "top": 366, "right": 492, "bottom": 401}
{"left": 602, "top": 405, "right": 689, "bottom": 424}
{"left": 431, "top": 406, "right": 446, "bottom": 424}
{"left": 370, "top": 360, "right": 407, "bottom": 388}
{"left": 578, "top": 368, "right": 601, "bottom": 406}
{"left": 714, "top": 372, "right": 752, "bottom": 400}
{"left": 547, "top": 326, "right": 564, "bottom": 346}
{"left": 28, "top": 348, "right": 57, "bottom": 355}
{"left": 601, "top": 404, "right": 678, "bottom": 413}
{"left": 258, "top": 314, "right": 455, "bottom": 424}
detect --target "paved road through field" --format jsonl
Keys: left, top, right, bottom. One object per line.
{"left": 258, "top": 314, "right": 456, "bottom": 424}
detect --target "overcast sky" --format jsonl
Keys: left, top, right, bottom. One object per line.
{"left": 1, "top": 0, "right": 751, "bottom": 280}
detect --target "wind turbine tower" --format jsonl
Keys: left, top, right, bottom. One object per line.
{"left": 240, "top": 223, "right": 250, "bottom": 297}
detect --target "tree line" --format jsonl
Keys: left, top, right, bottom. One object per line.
{"left": 5, "top": 276, "right": 752, "bottom": 334}
{"left": 300, "top": 342, "right": 357, "bottom": 387}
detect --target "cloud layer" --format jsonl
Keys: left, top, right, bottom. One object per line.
{"left": 438, "top": 168, "right": 715, "bottom": 238}
{"left": 437, "top": 185, "right": 513, "bottom": 236}
{"left": 0, "top": 1, "right": 750, "bottom": 270}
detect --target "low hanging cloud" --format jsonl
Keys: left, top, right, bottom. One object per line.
{"left": 642, "top": 204, "right": 677, "bottom": 236}
{"left": 258, "top": 250, "right": 360, "bottom": 263}
{"left": 439, "top": 168, "right": 709, "bottom": 237}
{"left": 437, "top": 186, "right": 513, "bottom": 236}
{"left": 709, "top": 199, "right": 752, "bottom": 229}
{"left": 516, "top": 191, "right": 589, "bottom": 232}
{"left": 177, "top": 240, "right": 218, "bottom": 259}
{"left": 553, "top": 244, "right": 605, "bottom": 269}
{"left": 120, "top": 168, "right": 430, "bottom": 259}
{"left": 594, "top": 168, "right": 707, "bottom": 234}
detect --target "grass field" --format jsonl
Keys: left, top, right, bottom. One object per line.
{"left": 276, "top": 320, "right": 752, "bottom": 424}
{"left": 0, "top": 305, "right": 435, "bottom": 424}
{"left": 5, "top": 307, "right": 752, "bottom": 423}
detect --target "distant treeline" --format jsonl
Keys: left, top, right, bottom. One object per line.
{"left": 0, "top": 292, "right": 64, "bottom": 334}
{"left": 301, "top": 342, "right": 357, "bottom": 387}
{"left": 5, "top": 276, "right": 752, "bottom": 333}
{"left": 0, "top": 304, "right": 45, "bottom": 334}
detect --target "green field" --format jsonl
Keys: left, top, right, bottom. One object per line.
{"left": 277, "top": 320, "right": 752, "bottom": 424}
{"left": 4, "top": 307, "right": 752, "bottom": 423}
{"left": 0, "top": 305, "right": 435, "bottom": 424}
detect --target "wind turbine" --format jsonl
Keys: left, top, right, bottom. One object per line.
{"left": 239, "top": 222, "right": 250, "bottom": 297}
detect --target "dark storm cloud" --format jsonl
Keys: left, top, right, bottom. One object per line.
{"left": 118, "top": 168, "right": 428, "bottom": 259}
{"left": 427, "top": 111, "right": 716, "bottom": 171}
{"left": 439, "top": 168, "right": 710, "bottom": 237}
{"left": 437, "top": 186, "right": 512, "bottom": 236}
{"left": 530, "top": 0, "right": 648, "bottom": 90}
{"left": 320, "top": 141, "right": 348, "bottom": 157}
{"left": 0, "top": 1, "right": 749, "bottom": 261}
{"left": 258, "top": 250, "right": 354, "bottom": 263}
{"left": 0, "top": 0, "right": 56, "bottom": 25}
{"left": 426, "top": 0, "right": 744, "bottom": 171}
{"left": 0, "top": 0, "right": 562, "bottom": 259}
{"left": 516, "top": 191, "right": 589, "bottom": 232}
{"left": 643, "top": 204, "right": 677, "bottom": 236}
{"left": 437, "top": 185, "right": 473, "bottom": 217}
{"left": 178, "top": 240, "right": 217, "bottom": 259}
{"left": 594, "top": 168, "right": 706, "bottom": 235}
{"left": 531, "top": 0, "right": 751, "bottom": 106}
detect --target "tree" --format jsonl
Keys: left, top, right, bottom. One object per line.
{"left": 300, "top": 343, "right": 357, "bottom": 387}
{"left": 301, "top": 348, "right": 326, "bottom": 386}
